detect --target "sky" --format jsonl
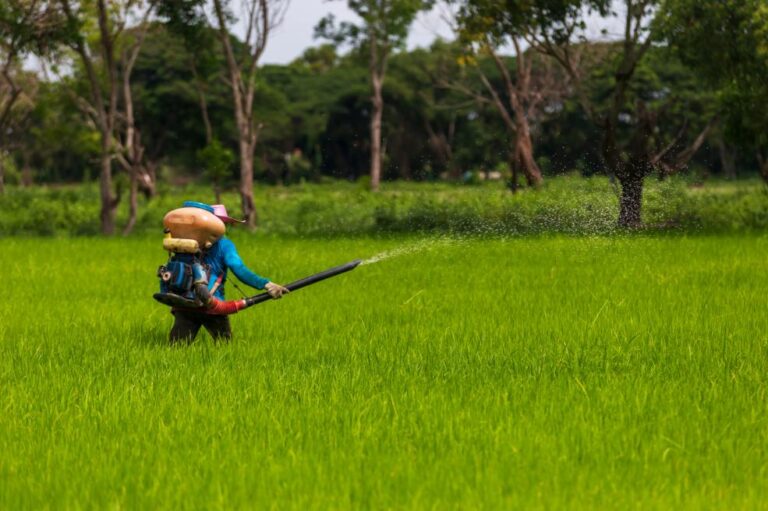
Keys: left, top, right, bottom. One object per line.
{"left": 258, "top": 2, "right": 621, "bottom": 65}
{"left": 23, "top": 2, "right": 621, "bottom": 71}
{"left": 260, "top": 2, "right": 454, "bottom": 64}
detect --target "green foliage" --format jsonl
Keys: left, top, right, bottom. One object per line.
{"left": 583, "top": 43, "right": 717, "bottom": 162}
{"left": 1, "top": 177, "right": 766, "bottom": 237}
{"left": 132, "top": 23, "right": 234, "bottom": 170}
{"left": 2, "top": 235, "right": 768, "bottom": 507}
{"left": 315, "top": 0, "right": 434, "bottom": 51}
{"left": 24, "top": 80, "right": 100, "bottom": 182}
{"left": 4, "top": 1, "right": 767, "bottom": 193}
{"left": 12, "top": 26, "right": 764, "bottom": 186}
{"left": 1, "top": 152, "right": 20, "bottom": 185}
{"left": 196, "top": 138, "right": 234, "bottom": 189}
{"left": 283, "top": 149, "right": 314, "bottom": 184}
{"left": 453, "top": 0, "right": 610, "bottom": 48}
{"left": 661, "top": 0, "right": 768, "bottom": 156}
{"left": 0, "top": 0, "right": 70, "bottom": 58}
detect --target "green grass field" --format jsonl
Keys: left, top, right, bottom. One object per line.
{"left": 2, "top": 234, "right": 767, "bottom": 509}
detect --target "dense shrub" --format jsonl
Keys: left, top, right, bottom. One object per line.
{"left": 1, "top": 176, "right": 766, "bottom": 237}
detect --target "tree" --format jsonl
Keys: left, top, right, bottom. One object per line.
{"left": 119, "top": 21, "right": 157, "bottom": 235}
{"left": 451, "top": 1, "right": 568, "bottom": 188}
{"left": 662, "top": 0, "right": 768, "bottom": 183}
{"left": 207, "top": 0, "right": 288, "bottom": 227}
{"left": 462, "top": 0, "right": 716, "bottom": 226}
{"left": 58, "top": 0, "right": 155, "bottom": 234}
{"left": 0, "top": 0, "right": 65, "bottom": 193}
{"left": 316, "top": 0, "right": 433, "bottom": 191}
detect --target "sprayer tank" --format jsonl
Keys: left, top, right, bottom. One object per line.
{"left": 163, "top": 207, "right": 225, "bottom": 249}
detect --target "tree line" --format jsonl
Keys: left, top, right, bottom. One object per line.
{"left": 0, "top": 0, "right": 766, "bottom": 234}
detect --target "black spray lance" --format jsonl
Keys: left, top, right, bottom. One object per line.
{"left": 188, "top": 259, "right": 363, "bottom": 315}
{"left": 242, "top": 259, "right": 362, "bottom": 308}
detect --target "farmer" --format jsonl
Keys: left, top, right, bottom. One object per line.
{"left": 168, "top": 202, "right": 289, "bottom": 343}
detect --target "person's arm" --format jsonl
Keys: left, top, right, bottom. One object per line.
{"left": 221, "top": 239, "right": 270, "bottom": 290}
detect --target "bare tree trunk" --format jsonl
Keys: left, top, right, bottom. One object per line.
{"left": 604, "top": 112, "right": 646, "bottom": 229}
{"left": 123, "top": 173, "right": 138, "bottom": 236}
{"left": 239, "top": 139, "right": 257, "bottom": 225}
{"left": 212, "top": 0, "right": 260, "bottom": 227}
{"left": 120, "top": 74, "right": 154, "bottom": 234}
{"left": 21, "top": 152, "right": 32, "bottom": 186}
{"left": 757, "top": 151, "right": 768, "bottom": 185}
{"left": 507, "top": 143, "right": 519, "bottom": 192}
{"left": 140, "top": 169, "right": 156, "bottom": 198}
{"left": 618, "top": 173, "right": 643, "bottom": 228}
{"left": 122, "top": 71, "right": 138, "bottom": 237}
{"left": 514, "top": 114, "right": 543, "bottom": 187}
{"left": 120, "top": 16, "right": 154, "bottom": 218}
{"left": 0, "top": 56, "right": 22, "bottom": 194}
{"left": 190, "top": 59, "right": 213, "bottom": 145}
{"left": 99, "top": 143, "right": 116, "bottom": 235}
{"left": 718, "top": 137, "right": 736, "bottom": 179}
{"left": 61, "top": 0, "right": 128, "bottom": 235}
{"left": 427, "top": 118, "right": 458, "bottom": 179}
{"left": 370, "top": 74, "right": 383, "bottom": 192}
{"left": 483, "top": 42, "right": 544, "bottom": 189}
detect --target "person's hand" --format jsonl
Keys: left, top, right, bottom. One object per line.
{"left": 265, "top": 282, "right": 290, "bottom": 299}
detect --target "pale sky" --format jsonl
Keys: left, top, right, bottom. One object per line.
{"left": 258, "top": 1, "right": 621, "bottom": 64}
{"left": 260, "top": 1, "right": 454, "bottom": 64}
{"left": 24, "top": 2, "right": 621, "bottom": 71}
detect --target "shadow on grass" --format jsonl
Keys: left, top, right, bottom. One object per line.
{"left": 132, "top": 323, "right": 236, "bottom": 349}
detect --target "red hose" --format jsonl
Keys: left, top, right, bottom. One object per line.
{"left": 204, "top": 298, "right": 247, "bottom": 315}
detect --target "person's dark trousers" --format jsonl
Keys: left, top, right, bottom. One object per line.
{"left": 169, "top": 309, "right": 232, "bottom": 343}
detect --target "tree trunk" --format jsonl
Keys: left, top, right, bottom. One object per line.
{"left": 483, "top": 42, "right": 544, "bottom": 189}
{"left": 21, "top": 152, "right": 32, "bottom": 187}
{"left": 100, "top": 145, "right": 116, "bottom": 235}
{"left": 139, "top": 167, "right": 156, "bottom": 198}
{"left": 370, "top": 74, "right": 383, "bottom": 192}
{"left": 425, "top": 119, "right": 457, "bottom": 179}
{"left": 618, "top": 173, "right": 644, "bottom": 229}
{"left": 718, "top": 137, "right": 736, "bottom": 179}
{"left": 190, "top": 59, "right": 213, "bottom": 145}
{"left": 756, "top": 151, "right": 768, "bottom": 185}
{"left": 212, "top": 0, "right": 262, "bottom": 228}
{"left": 123, "top": 173, "right": 139, "bottom": 236}
{"left": 0, "top": 154, "right": 4, "bottom": 194}
{"left": 514, "top": 116, "right": 543, "bottom": 187}
{"left": 239, "top": 139, "right": 257, "bottom": 226}
{"left": 507, "top": 145, "right": 519, "bottom": 193}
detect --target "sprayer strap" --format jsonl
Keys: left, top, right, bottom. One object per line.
{"left": 210, "top": 274, "right": 224, "bottom": 295}
{"left": 231, "top": 280, "right": 249, "bottom": 299}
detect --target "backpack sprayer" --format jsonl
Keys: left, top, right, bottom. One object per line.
{"left": 153, "top": 203, "right": 360, "bottom": 315}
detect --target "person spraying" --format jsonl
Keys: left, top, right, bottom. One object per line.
{"left": 157, "top": 201, "right": 289, "bottom": 343}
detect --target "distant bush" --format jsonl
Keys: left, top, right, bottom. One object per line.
{"left": 0, "top": 176, "right": 766, "bottom": 237}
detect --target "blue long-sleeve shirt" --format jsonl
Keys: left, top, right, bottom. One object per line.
{"left": 203, "top": 238, "right": 269, "bottom": 300}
